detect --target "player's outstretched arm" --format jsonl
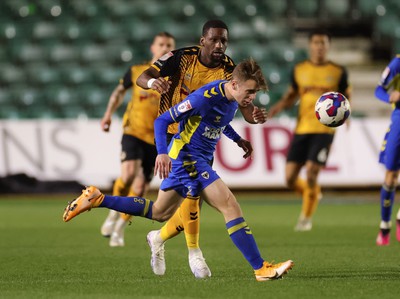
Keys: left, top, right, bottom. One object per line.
{"left": 101, "top": 84, "right": 127, "bottom": 132}
{"left": 137, "top": 67, "right": 171, "bottom": 94}
{"left": 268, "top": 86, "right": 298, "bottom": 118}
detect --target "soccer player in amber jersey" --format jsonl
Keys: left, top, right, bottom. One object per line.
{"left": 136, "top": 20, "right": 267, "bottom": 278}
{"left": 374, "top": 54, "right": 400, "bottom": 246}
{"left": 63, "top": 59, "right": 293, "bottom": 282}
{"left": 269, "top": 29, "right": 351, "bottom": 231}
{"left": 99, "top": 32, "right": 176, "bottom": 247}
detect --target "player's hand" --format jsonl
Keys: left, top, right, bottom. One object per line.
{"left": 268, "top": 104, "right": 281, "bottom": 118}
{"left": 389, "top": 90, "right": 400, "bottom": 103}
{"left": 236, "top": 138, "right": 253, "bottom": 159}
{"left": 100, "top": 116, "right": 112, "bottom": 132}
{"left": 252, "top": 106, "right": 268, "bottom": 124}
{"left": 150, "top": 77, "right": 172, "bottom": 94}
{"left": 154, "top": 154, "right": 171, "bottom": 179}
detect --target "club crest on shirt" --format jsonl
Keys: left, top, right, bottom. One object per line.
{"left": 201, "top": 171, "right": 209, "bottom": 179}
{"left": 178, "top": 100, "right": 192, "bottom": 113}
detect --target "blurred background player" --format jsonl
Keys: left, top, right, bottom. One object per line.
{"left": 268, "top": 28, "right": 351, "bottom": 231}
{"left": 99, "top": 32, "right": 176, "bottom": 247}
{"left": 137, "top": 20, "right": 267, "bottom": 278}
{"left": 63, "top": 58, "right": 294, "bottom": 282}
{"left": 374, "top": 54, "right": 400, "bottom": 246}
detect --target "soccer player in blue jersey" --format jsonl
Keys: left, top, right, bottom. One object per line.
{"left": 63, "top": 58, "right": 294, "bottom": 281}
{"left": 375, "top": 54, "right": 400, "bottom": 246}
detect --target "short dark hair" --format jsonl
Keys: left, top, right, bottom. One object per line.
{"left": 309, "top": 28, "right": 331, "bottom": 41}
{"left": 202, "top": 20, "right": 229, "bottom": 36}
{"left": 154, "top": 31, "right": 175, "bottom": 42}
{"left": 232, "top": 58, "right": 268, "bottom": 92}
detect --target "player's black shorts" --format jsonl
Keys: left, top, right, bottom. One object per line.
{"left": 121, "top": 134, "right": 157, "bottom": 182}
{"left": 286, "top": 133, "right": 334, "bottom": 165}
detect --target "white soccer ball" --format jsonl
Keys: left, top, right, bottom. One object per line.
{"left": 315, "top": 91, "right": 351, "bottom": 127}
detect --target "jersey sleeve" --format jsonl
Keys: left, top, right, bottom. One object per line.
{"left": 151, "top": 49, "right": 181, "bottom": 77}
{"left": 120, "top": 67, "right": 133, "bottom": 89}
{"left": 375, "top": 57, "right": 400, "bottom": 103}
{"left": 223, "top": 124, "right": 242, "bottom": 142}
{"left": 338, "top": 66, "right": 350, "bottom": 97}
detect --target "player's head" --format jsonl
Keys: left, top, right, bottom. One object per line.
{"left": 308, "top": 28, "right": 331, "bottom": 63}
{"left": 150, "top": 32, "right": 176, "bottom": 61}
{"left": 230, "top": 58, "right": 268, "bottom": 107}
{"left": 199, "top": 20, "right": 229, "bottom": 67}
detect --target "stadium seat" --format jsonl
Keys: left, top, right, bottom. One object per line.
{"left": 251, "top": 17, "right": 292, "bottom": 41}
{"left": 293, "top": 0, "right": 319, "bottom": 18}
{"left": 261, "top": 0, "right": 288, "bottom": 18}
{"left": 32, "top": 21, "right": 60, "bottom": 41}
{"left": 375, "top": 13, "right": 400, "bottom": 37}
{"left": 0, "top": 105, "right": 22, "bottom": 119}
{"left": 61, "top": 66, "right": 94, "bottom": 86}
{"left": 49, "top": 44, "right": 81, "bottom": 64}
{"left": 0, "top": 63, "right": 27, "bottom": 84}
{"left": 0, "top": 88, "right": 11, "bottom": 106}
{"left": 80, "top": 43, "right": 108, "bottom": 64}
{"left": 357, "top": 0, "right": 383, "bottom": 16}
{"left": 26, "top": 64, "right": 62, "bottom": 86}
{"left": 12, "top": 42, "right": 48, "bottom": 64}
{"left": 323, "top": 0, "right": 350, "bottom": 18}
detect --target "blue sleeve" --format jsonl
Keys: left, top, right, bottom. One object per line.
{"left": 154, "top": 111, "right": 175, "bottom": 154}
{"left": 223, "top": 124, "right": 242, "bottom": 142}
{"left": 375, "top": 85, "right": 390, "bottom": 103}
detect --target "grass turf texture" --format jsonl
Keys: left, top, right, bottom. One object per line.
{"left": 0, "top": 192, "right": 399, "bottom": 299}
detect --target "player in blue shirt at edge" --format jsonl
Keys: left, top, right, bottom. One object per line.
{"left": 63, "top": 58, "right": 294, "bottom": 281}
{"left": 375, "top": 54, "right": 400, "bottom": 246}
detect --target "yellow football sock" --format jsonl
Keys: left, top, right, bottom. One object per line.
{"left": 294, "top": 178, "right": 306, "bottom": 195}
{"left": 113, "top": 177, "right": 131, "bottom": 196}
{"left": 181, "top": 196, "right": 200, "bottom": 249}
{"left": 160, "top": 207, "right": 183, "bottom": 241}
{"left": 301, "top": 184, "right": 321, "bottom": 218}
{"left": 120, "top": 185, "right": 137, "bottom": 222}
{"left": 113, "top": 178, "right": 134, "bottom": 222}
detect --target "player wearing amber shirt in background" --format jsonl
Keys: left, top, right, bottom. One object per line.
{"left": 137, "top": 20, "right": 267, "bottom": 279}
{"left": 100, "top": 32, "right": 176, "bottom": 247}
{"left": 269, "top": 28, "right": 351, "bottom": 232}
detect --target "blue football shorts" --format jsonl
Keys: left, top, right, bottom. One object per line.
{"left": 379, "top": 118, "right": 400, "bottom": 171}
{"left": 160, "top": 159, "right": 220, "bottom": 198}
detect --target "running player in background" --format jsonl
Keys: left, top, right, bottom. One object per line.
{"left": 99, "top": 32, "right": 176, "bottom": 247}
{"left": 268, "top": 28, "right": 351, "bottom": 231}
{"left": 136, "top": 20, "right": 267, "bottom": 278}
{"left": 63, "top": 58, "right": 294, "bottom": 282}
{"left": 374, "top": 54, "right": 400, "bottom": 246}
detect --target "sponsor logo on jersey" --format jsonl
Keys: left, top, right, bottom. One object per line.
{"left": 381, "top": 66, "right": 390, "bottom": 82}
{"left": 159, "top": 51, "right": 174, "bottom": 61}
{"left": 177, "top": 100, "right": 192, "bottom": 113}
{"left": 202, "top": 126, "right": 225, "bottom": 139}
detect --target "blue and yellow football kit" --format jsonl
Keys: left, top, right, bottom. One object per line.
{"left": 375, "top": 55, "right": 400, "bottom": 238}
{"left": 154, "top": 80, "right": 240, "bottom": 198}
{"left": 377, "top": 55, "right": 400, "bottom": 171}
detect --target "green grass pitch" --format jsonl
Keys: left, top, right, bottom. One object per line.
{"left": 1, "top": 192, "right": 399, "bottom": 299}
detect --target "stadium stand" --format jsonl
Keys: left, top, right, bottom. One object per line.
{"left": 0, "top": 0, "right": 398, "bottom": 119}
